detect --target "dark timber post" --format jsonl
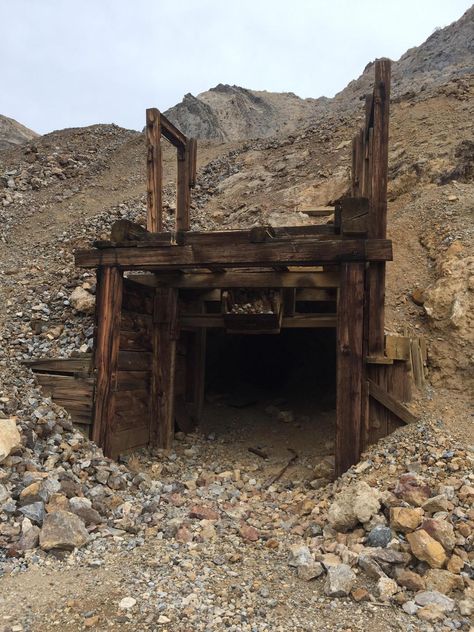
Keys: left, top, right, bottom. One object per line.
{"left": 92, "top": 266, "right": 123, "bottom": 456}
{"left": 335, "top": 263, "right": 365, "bottom": 476}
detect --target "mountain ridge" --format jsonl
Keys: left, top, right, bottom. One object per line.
{"left": 165, "top": 5, "right": 474, "bottom": 141}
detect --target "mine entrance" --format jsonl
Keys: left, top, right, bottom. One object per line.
{"left": 201, "top": 329, "right": 336, "bottom": 464}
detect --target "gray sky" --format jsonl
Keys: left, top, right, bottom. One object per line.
{"left": 2, "top": 0, "right": 472, "bottom": 134}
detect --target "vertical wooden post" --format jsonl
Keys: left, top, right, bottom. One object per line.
{"left": 176, "top": 140, "right": 191, "bottom": 232}
{"left": 335, "top": 263, "right": 365, "bottom": 476}
{"left": 368, "top": 59, "right": 391, "bottom": 355}
{"left": 150, "top": 288, "right": 178, "bottom": 449}
{"left": 92, "top": 266, "right": 123, "bottom": 456}
{"left": 146, "top": 108, "right": 162, "bottom": 232}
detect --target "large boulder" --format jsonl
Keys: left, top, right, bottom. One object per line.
{"left": 39, "top": 511, "right": 89, "bottom": 551}
{"left": 0, "top": 418, "right": 21, "bottom": 462}
{"left": 69, "top": 287, "right": 95, "bottom": 314}
{"left": 328, "top": 481, "right": 381, "bottom": 531}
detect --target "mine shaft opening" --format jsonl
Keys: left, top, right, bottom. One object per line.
{"left": 200, "top": 328, "right": 337, "bottom": 465}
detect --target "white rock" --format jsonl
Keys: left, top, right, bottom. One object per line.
{"left": 376, "top": 576, "right": 398, "bottom": 601}
{"left": 324, "top": 564, "right": 356, "bottom": 597}
{"left": 0, "top": 418, "right": 21, "bottom": 462}
{"left": 288, "top": 544, "right": 313, "bottom": 567}
{"left": 118, "top": 597, "right": 137, "bottom": 610}
{"left": 402, "top": 601, "right": 419, "bottom": 615}
{"left": 414, "top": 591, "right": 455, "bottom": 613}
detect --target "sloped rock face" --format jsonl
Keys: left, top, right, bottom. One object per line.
{"left": 0, "top": 115, "right": 39, "bottom": 151}
{"left": 165, "top": 93, "right": 226, "bottom": 142}
{"left": 166, "top": 84, "right": 325, "bottom": 141}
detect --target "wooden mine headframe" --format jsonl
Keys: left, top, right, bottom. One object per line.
{"left": 30, "top": 59, "right": 423, "bottom": 476}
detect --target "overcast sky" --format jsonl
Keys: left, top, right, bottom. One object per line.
{"left": 1, "top": 0, "right": 472, "bottom": 134}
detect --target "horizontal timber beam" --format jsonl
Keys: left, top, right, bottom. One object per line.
{"left": 160, "top": 113, "right": 187, "bottom": 149}
{"left": 180, "top": 314, "right": 337, "bottom": 329}
{"left": 75, "top": 239, "right": 392, "bottom": 270}
{"left": 126, "top": 271, "right": 340, "bottom": 289}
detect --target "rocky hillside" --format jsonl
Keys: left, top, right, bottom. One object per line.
{"left": 0, "top": 114, "right": 38, "bottom": 151}
{"left": 166, "top": 5, "right": 474, "bottom": 141}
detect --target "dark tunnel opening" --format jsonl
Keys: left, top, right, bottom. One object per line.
{"left": 200, "top": 329, "right": 337, "bottom": 460}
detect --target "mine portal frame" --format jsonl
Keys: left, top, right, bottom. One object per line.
{"left": 70, "top": 59, "right": 418, "bottom": 475}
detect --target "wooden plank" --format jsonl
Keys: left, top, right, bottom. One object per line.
{"left": 366, "top": 355, "right": 393, "bottom": 365}
{"left": 26, "top": 357, "right": 92, "bottom": 374}
{"left": 117, "top": 350, "right": 152, "bottom": 371}
{"left": 146, "top": 108, "right": 162, "bottom": 232}
{"left": 119, "top": 330, "right": 152, "bottom": 351}
{"left": 116, "top": 370, "right": 150, "bottom": 391}
{"left": 176, "top": 143, "right": 190, "bottom": 231}
{"left": 92, "top": 266, "right": 123, "bottom": 455}
{"left": 75, "top": 239, "right": 393, "bottom": 269}
{"left": 108, "top": 426, "right": 150, "bottom": 459}
{"left": 340, "top": 197, "right": 369, "bottom": 236}
{"left": 368, "top": 379, "right": 417, "bottom": 425}
{"left": 150, "top": 288, "right": 178, "bottom": 449}
{"left": 385, "top": 334, "right": 411, "bottom": 361}
{"left": 128, "top": 271, "right": 340, "bottom": 289}
{"left": 335, "top": 263, "right": 365, "bottom": 476}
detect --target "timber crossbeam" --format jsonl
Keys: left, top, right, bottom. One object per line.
{"left": 75, "top": 237, "right": 392, "bottom": 270}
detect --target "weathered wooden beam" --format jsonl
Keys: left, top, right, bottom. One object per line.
{"left": 75, "top": 239, "right": 392, "bottom": 269}
{"left": 368, "top": 379, "right": 417, "bottom": 425}
{"left": 368, "top": 59, "right": 391, "bottom": 356}
{"left": 150, "top": 288, "right": 178, "bottom": 450}
{"left": 127, "top": 271, "right": 340, "bottom": 289}
{"left": 146, "top": 108, "right": 162, "bottom": 232}
{"left": 335, "top": 263, "right": 365, "bottom": 476}
{"left": 92, "top": 266, "right": 123, "bottom": 455}
{"left": 160, "top": 113, "right": 187, "bottom": 148}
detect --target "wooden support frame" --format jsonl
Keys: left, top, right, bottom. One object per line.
{"left": 145, "top": 109, "right": 196, "bottom": 235}
{"left": 74, "top": 61, "right": 407, "bottom": 475}
{"left": 335, "top": 263, "right": 365, "bottom": 476}
{"left": 92, "top": 266, "right": 123, "bottom": 455}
